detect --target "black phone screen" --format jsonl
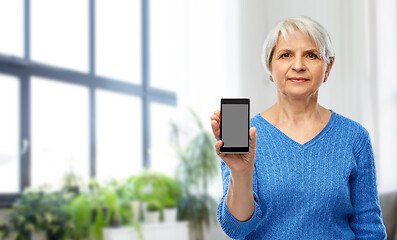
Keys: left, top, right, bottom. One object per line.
{"left": 220, "top": 98, "right": 250, "bottom": 153}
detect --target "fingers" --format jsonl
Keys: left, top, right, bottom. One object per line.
{"left": 210, "top": 110, "right": 221, "bottom": 140}
{"left": 211, "top": 120, "right": 220, "bottom": 140}
{"left": 214, "top": 110, "right": 220, "bottom": 118}
{"left": 210, "top": 111, "right": 220, "bottom": 122}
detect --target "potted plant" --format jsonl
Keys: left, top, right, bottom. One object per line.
{"left": 105, "top": 178, "right": 142, "bottom": 229}
{"left": 108, "top": 178, "right": 140, "bottom": 223}
{"left": 171, "top": 108, "right": 219, "bottom": 240}
{"left": 63, "top": 178, "right": 117, "bottom": 240}
{"left": 1, "top": 187, "right": 74, "bottom": 240}
{"left": 0, "top": 221, "right": 10, "bottom": 239}
{"left": 131, "top": 172, "right": 167, "bottom": 203}
{"left": 88, "top": 178, "right": 142, "bottom": 240}
{"left": 130, "top": 171, "right": 168, "bottom": 223}
{"left": 162, "top": 198, "right": 178, "bottom": 223}
{"left": 161, "top": 177, "right": 182, "bottom": 223}
{"left": 145, "top": 201, "right": 161, "bottom": 224}
{"left": 61, "top": 172, "right": 83, "bottom": 196}
{"left": 63, "top": 192, "right": 92, "bottom": 239}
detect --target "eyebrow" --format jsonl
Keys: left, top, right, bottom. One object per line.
{"left": 276, "top": 48, "right": 319, "bottom": 54}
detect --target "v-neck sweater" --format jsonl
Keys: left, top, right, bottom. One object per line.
{"left": 217, "top": 110, "right": 386, "bottom": 239}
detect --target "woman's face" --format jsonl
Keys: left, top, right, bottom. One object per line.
{"left": 270, "top": 30, "right": 333, "bottom": 100}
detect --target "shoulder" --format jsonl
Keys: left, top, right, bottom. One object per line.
{"left": 333, "top": 111, "right": 369, "bottom": 135}
{"left": 333, "top": 112, "right": 365, "bottom": 130}
{"left": 332, "top": 111, "right": 371, "bottom": 155}
{"left": 250, "top": 113, "right": 264, "bottom": 127}
{"left": 250, "top": 113, "right": 271, "bottom": 132}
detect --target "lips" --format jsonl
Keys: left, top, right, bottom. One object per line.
{"left": 288, "top": 77, "right": 308, "bottom": 83}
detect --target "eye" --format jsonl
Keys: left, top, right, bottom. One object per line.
{"left": 280, "top": 53, "right": 290, "bottom": 58}
{"left": 307, "top": 53, "right": 318, "bottom": 59}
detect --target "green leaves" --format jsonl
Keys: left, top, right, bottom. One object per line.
{"left": 177, "top": 194, "right": 217, "bottom": 229}
{"left": 3, "top": 189, "right": 73, "bottom": 240}
{"left": 172, "top": 108, "right": 219, "bottom": 237}
{"left": 129, "top": 171, "right": 182, "bottom": 210}
{"left": 174, "top": 108, "right": 218, "bottom": 194}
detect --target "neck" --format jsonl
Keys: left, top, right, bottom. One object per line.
{"left": 272, "top": 91, "right": 323, "bottom": 124}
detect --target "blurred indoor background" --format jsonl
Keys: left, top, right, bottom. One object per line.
{"left": 0, "top": 0, "right": 396, "bottom": 239}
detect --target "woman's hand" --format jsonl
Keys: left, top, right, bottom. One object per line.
{"left": 210, "top": 110, "right": 257, "bottom": 174}
{"left": 211, "top": 110, "right": 257, "bottom": 221}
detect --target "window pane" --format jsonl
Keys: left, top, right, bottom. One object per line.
{"left": 0, "top": 74, "right": 20, "bottom": 193}
{"left": 149, "top": 0, "right": 177, "bottom": 91}
{"left": 96, "top": 90, "right": 142, "bottom": 182}
{"left": 31, "top": 77, "right": 89, "bottom": 188}
{"left": 150, "top": 103, "right": 177, "bottom": 176}
{"left": 0, "top": 0, "right": 24, "bottom": 57}
{"left": 96, "top": 0, "right": 141, "bottom": 84}
{"left": 31, "top": 0, "right": 88, "bottom": 72}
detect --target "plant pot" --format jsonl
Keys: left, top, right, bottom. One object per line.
{"left": 130, "top": 200, "right": 140, "bottom": 222}
{"left": 146, "top": 211, "right": 160, "bottom": 224}
{"left": 163, "top": 208, "right": 178, "bottom": 223}
{"left": 31, "top": 231, "right": 46, "bottom": 240}
{"left": 102, "top": 227, "right": 137, "bottom": 240}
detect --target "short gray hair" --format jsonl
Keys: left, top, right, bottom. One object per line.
{"left": 262, "top": 16, "right": 335, "bottom": 75}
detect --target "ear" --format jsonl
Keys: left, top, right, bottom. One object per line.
{"left": 324, "top": 58, "right": 334, "bottom": 80}
{"left": 269, "top": 75, "right": 273, "bottom": 82}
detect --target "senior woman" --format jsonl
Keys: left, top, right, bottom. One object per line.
{"left": 210, "top": 16, "right": 386, "bottom": 239}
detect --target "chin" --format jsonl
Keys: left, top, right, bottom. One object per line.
{"left": 281, "top": 89, "right": 315, "bottom": 99}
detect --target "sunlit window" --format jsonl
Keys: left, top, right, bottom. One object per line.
{"left": 0, "top": 74, "right": 20, "bottom": 193}
{"left": 0, "top": 0, "right": 24, "bottom": 57}
{"left": 31, "top": 77, "right": 90, "bottom": 187}
{"left": 96, "top": 0, "right": 141, "bottom": 83}
{"left": 150, "top": 102, "right": 177, "bottom": 176}
{"left": 31, "top": 0, "right": 88, "bottom": 71}
{"left": 0, "top": 0, "right": 176, "bottom": 206}
{"left": 96, "top": 89, "right": 142, "bottom": 182}
{"left": 149, "top": 0, "right": 177, "bottom": 91}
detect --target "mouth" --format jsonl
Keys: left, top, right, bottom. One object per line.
{"left": 288, "top": 77, "right": 309, "bottom": 83}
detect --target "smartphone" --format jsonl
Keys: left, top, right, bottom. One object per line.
{"left": 220, "top": 98, "right": 250, "bottom": 153}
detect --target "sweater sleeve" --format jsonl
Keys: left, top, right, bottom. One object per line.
{"left": 217, "top": 160, "right": 263, "bottom": 239}
{"left": 349, "top": 129, "right": 386, "bottom": 239}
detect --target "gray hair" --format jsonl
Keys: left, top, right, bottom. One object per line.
{"left": 262, "top": 16, "right": 335, "bottom": 75}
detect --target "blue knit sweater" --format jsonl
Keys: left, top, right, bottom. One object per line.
{"left": 217, "top": 110, "right": 386, "bottom": 239}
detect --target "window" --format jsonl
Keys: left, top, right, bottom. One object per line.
{"left": 95, "top": 0, "right": 141, "bottom": 83}
{"left": 96, "top": 89, "right": 142, "bottom": 181}
{"left": 149, "top": 102, "right": 178, "bottom": 176}
{"left": 0, "top": 74, "right": 20, "bottom": 193}
{"left": 0, "top": 0, "right": 24, "bottom": 57}
{"left": 31, "top": 77, "right": 90, "bottom": 187}
{"left": 31, "top": 0, "right": 89, "bottom": 72}
{"left": 149, "top": 0, "right": 177, "bottom": 91}
{"left": 0, "top": 0, "right": 177, "bottom": 206}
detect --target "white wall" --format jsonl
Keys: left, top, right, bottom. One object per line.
{"left": 376, "top": 0, "right": 397, "bottom": 193}
{"left": 235, "top": 0, "right": 397, "bottom": 193}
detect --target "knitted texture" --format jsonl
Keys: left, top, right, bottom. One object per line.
{"left": 217, "top": 110, "right": 386, "bottom": 239}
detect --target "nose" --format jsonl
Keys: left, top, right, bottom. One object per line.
{"left": 292, "top": 57, "right": 305, "bottom": 72}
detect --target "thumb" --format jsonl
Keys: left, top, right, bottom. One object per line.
{"left": 214, "top": 140, "right": 223, "bottom": 156}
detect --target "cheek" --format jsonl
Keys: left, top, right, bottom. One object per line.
{"left": 313, "top": 67, "right": 326, "bottom": 80}
{"left": 271, "top": 63, "right": 288, "bottom": 79}
{"left": 312, "top": 63, "right": 328, "bottom": 77}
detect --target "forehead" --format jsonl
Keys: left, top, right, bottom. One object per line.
{"left": 275, "top": 30, "right": 318, "bottom": 51}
